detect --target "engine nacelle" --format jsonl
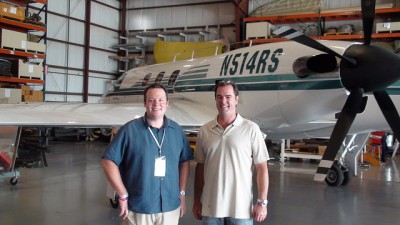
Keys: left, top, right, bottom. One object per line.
{"left": 293, "top": 54, "right": 338, "bottom": 78}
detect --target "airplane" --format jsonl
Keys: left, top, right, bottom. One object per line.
{"left": 0, "top": 0, "right": 399, "bottom": 187}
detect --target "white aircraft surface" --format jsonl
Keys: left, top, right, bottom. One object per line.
{"left": 0, "top": 0, "right": 399, "bottom": 186}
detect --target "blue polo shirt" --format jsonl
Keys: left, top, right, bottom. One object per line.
{"left": 102, "top": 115, "right": 193, "bottom": 214}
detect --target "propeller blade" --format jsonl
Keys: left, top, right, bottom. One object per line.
{"left": 373, "top": 90, "right": 400, "bottom": 143}
{"left": 314, "top": 87, "right": 364, "bottom": 181}
{"left": 273, "top": 26, "right": 357, "bottom": 66}
{"left": 361, "top": 0, "right": 376, "bottom": 46}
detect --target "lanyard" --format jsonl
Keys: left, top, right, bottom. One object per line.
{"left": 148, "top": 127, "right": 165, "bottom": 156}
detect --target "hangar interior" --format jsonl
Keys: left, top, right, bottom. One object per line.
{"left": 1, "top": 0, "right": 400, "bottom": 225}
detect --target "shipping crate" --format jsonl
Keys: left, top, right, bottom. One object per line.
{"left": 1, "top": 29, "right": 27, "bottom": 51}
{"left": 246, "top": 22, "right": 274, "bottom": 39}
{"left": 0, "top": 88, "right": 22, "bottom": 103}
{"left": 18, "top": 60, "right": 43, "bottom": 80}
{"left": 0, "top": 2, "right": 25, "bottom": 21}
{"left": 376, "top": 22, "right": 400, "bottom": 33}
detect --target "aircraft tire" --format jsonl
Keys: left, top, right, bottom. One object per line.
{"left": 10, "top": 177, "right": 18, "bottom": 185}
{"left": 325, "top": 163, "right": 344, "bottom": 186}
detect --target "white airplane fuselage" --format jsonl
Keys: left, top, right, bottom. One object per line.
{"left": 101, "top": 40, "right": 400, "bottom": 139}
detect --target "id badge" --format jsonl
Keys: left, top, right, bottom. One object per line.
{"left": 154, "top": 156, "right": 166, "bottom": 177}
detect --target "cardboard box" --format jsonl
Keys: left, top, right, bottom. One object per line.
{"left": 318, "top": 146, "right": 327, "bottom": 155}
{"left": 20, "top": 85, "right": 31, "bottom": 95}
{"left": 18, "top": 60, "right": 43, "bottom": 79}
{"left": 1, "top": 29, "right": 27, "bottom": 50}
{"left": 0, "top": 3, "right": 25, "bottom": 21}
{"left": 0, "top": 88, "right": 21, "bottom": 103}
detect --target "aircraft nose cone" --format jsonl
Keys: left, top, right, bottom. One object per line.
{"left": 340, "top": 44, "right": 400, "bottom": 93}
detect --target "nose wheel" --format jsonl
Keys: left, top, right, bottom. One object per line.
{"left": 325, "top": 161, "right": 351, "bottom": 186}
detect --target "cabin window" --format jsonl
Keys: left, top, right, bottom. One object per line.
{"left": 142, "top": 73, "right": 152, "bottom": 86}
{"left": 155, "top": 72, "right": 165, "bottom": 84}
{"left": 168, "top": 70, "right": 180, "bottom": 87}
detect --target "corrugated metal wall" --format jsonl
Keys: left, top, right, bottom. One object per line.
{"left": 46, "top": 0, "right": 120, "bottom": 103}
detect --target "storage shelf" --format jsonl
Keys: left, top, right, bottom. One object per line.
{"left": 244, "top": 7, "right": 400, "bottom": 45}
{"left": 0, "top": 48, "right": 45, "bottom": 59}
{"left": 0, "top": 76, "right": 44, "bottom": 84}
{"left": 6, "top": 0, "right": 46, "bottom": 5}
{"left": 0, "top": 17, "right": 46, "bottom": 32}
{"left": 244, "top": 32, "right": 400, "bottom": 44}
{"left": 244, "top": 7, "right": 400, "bottom": 24}
{"left": 0, "top": 0, "right": 47, "bottom": 86}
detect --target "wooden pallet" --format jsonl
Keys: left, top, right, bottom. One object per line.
{"left": 18, "top": 75, "right": 42, "bottom": 80}
{"left": 26, "top": 49, "right": 45, "bottom": 54}
{"left": 376, "top": 30, "right": 400, "bottom": 33}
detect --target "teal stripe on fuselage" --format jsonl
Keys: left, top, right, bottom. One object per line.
{"left": 181, "top": 69, "right": 208, "bottom": 75}
{"left": 188, "top": 64, "right": 210, "bottom": 70}
{"left": 177, "top": 74, "right": 207, "bottom": 80}
{"left": 174, "top": 73, "right": 343, "bottom": 92}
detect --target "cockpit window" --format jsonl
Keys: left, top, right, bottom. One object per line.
{"left": 142, "top": 73, "right": 152, "bottom": 86}
{"left": 155, "top": 72, "right": 165, "bottom": 84}
{"left": 110, "top": 72, "right": 127, "bottom": 91}
{"left": 168, "top": 70, "right": 180, "bottom": 87}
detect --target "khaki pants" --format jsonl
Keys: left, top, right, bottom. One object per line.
{"left": 121, "top": 207, "right": 180, "bottom": 225}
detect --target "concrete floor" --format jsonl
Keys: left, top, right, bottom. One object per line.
{"left": 1, "top": 140, "right": 400, "bottom": 225}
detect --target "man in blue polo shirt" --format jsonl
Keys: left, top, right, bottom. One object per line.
{"left": 102, "top": 83, "right": 192, "bottom": 225}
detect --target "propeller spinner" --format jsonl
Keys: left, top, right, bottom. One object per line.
{"left": 273, "top": 0, "right": 400, "bottom": 182}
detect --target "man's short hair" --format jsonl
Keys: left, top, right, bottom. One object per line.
{"left": 214, "top": 80, "right": 239, "bottom": 98}
{"left": 144, "top": 83, "right": 169, "bottom": 103}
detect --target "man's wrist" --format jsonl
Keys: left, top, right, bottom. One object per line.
{"left": 256, "top": 199, "right": 268, "bottom": 207}
{"left": 119, "top": 193, "right": 129, "bottom": 201}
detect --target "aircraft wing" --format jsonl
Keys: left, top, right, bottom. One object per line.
{"left": 0, "top": 99, "right": 215, "bottom": 129}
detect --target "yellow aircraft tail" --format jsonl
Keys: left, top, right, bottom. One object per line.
{"left": 154, "top": 38, "right": 225, "bottom": 63}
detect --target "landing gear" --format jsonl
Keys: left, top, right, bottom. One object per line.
{"left": 325, "top": 161, "right": 351, "bottom": 186}
{"left": 341, "top": 168, "right": 352, "bottom": 186}
{"left": 10, "top": 176, "right": 18, "bottom": 185}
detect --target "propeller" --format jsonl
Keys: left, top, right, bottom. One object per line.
{"left": 273, "top": 0, "right": 400, "bottom": 182}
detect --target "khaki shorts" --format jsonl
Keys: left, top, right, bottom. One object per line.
{"left": 121, "top": 207, "right": 180, "bottom": 225}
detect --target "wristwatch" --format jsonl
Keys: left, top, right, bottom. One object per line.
{"left": 257, "top": 199, "right": 268, "bottom": 207}
{"left": 179, "top": 190, "right": 186, "bottom": 196}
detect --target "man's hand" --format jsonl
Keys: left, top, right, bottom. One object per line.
{"left": 119, "top": 200, "right": 129, "bottom": 220}
{"left": 253, "top": 204, "right": 268, "bottom": 222}
{"left": 192, "top": 201, "right": 202, "bottom": 220}
{"left": 179, "top": 195, "right": 186, "bottom": 217}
